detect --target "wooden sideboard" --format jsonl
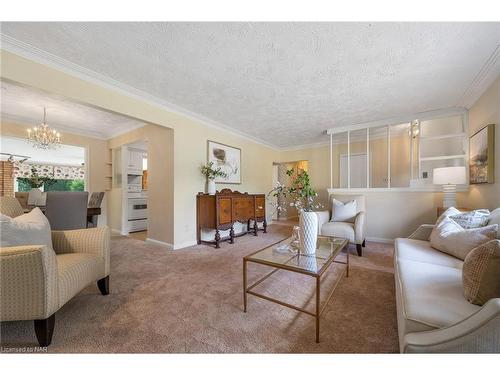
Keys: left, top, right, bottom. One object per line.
{"left": 196, "top": 189, "right": 267, "bottom": 248}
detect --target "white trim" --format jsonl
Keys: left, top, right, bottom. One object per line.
{"left": 145, "top": 237, "right": 174, "bottom": 250}
{"left": 347, "top": 131, "right": 350, "bottom": 189}
{"left": 458, "top": 44, "right": 500, "bottom": 108}
{"left": 365, "top": 236, "right": 394, "bottom": 244}
{"left": 327, "top": 107, "right": 467, "bottom": 135}
{"left": 1, "top": 36, "right": 281, "bottom": 151}
{"left": 329, "top": 133, "right": 333, "bottom": 189}
{"left": 327, "top": 186, "right": 469, "bottom": 193}
{"left": 387, "top": 125, "right": 391, "bottom": 188}
{"left": 173, "top": 240, "right": 198, "bottom": 250}
{"left": 366, "top": 128, "right": 370, "bottom": 188}
{"left": 110, "top": 228, "right": 122, "bottom": 235}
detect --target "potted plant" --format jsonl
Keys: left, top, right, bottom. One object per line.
{"left": 200, "top": 162, "right": 229, "bottom": 195}
{"left": 268, "top": 168, "right": 322, "bottom": 255}
{"left": 17, "top": 166, "right": 56, "bottom": 190}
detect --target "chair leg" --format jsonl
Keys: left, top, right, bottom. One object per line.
{"left": 34, "top": 313, "right": 55, "bottom": 347}
{"left": 97, "top": 276, "right": 109, "bottom": 295}
{"left": 362, "top": 239, "right": 366, "bottom": 247}
{"left": 356, "top": 243, "right": 362, "bottom": 257}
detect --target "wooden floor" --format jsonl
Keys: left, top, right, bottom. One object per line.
{"left": 128, "top": 230, "right": 147, "bottom": 241}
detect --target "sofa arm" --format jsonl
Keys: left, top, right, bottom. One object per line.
{"left": 403, "top": 298, "right": 500, "bottom": 353}
{"left": 315, "top": 211, "right": 330, "bottom": 235}
{"left": 354, "top": 211, "right": 366, "bottom": 244}
{"left": 408, "top": 224, "right": 435, "bottom": 241}
{"left": 52, "top": 226, "right": 110, "bottom": 275}
{"left": 0, "top": 245, "right": 59, "bottom": 321}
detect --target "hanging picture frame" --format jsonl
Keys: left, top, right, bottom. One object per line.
{"left": 207, "top": 140, "right": 241, "bottom": 184}
{"left": 469, "top": 124, "right": 495, "bottom": 184}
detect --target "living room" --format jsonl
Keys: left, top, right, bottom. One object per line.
{"left": 1, "top": 1, "right": 499, "bottom": 373}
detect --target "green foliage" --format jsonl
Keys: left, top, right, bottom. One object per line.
{"left": 16, "top": 167, "right": 56, "bottom": 189}
{"left": 200, "top": 161, "right": 229, "bottom": 181}
{"left": 268, "top": 168, "right": 322, "bottom": 213}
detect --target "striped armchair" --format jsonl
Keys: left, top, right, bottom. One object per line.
{"left": 0, "top": 197, "right": 110, "bottom": 346}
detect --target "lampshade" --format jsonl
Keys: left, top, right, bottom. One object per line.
{"left": 433, "top": 166, "right": 466, "bottom": 185}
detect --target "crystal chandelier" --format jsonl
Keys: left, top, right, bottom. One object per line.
{"left": 27, "top": 108, "right": 61, "bottom": 149}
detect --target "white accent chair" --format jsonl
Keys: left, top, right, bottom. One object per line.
{"left": 394, "top": 208, "right": 500, "bottom": 353}
{"left": 316, "top": 194, "right": 366, "bottom": 256}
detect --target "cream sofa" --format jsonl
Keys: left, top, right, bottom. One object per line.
{"left": 395, "top": 215, "right": 500, "bottom": 353}
{"left": 316, "top": 194, "right": 366, "bottom": 256}
{"left": 0, "top": 197, "right": 110, "bottom": 347}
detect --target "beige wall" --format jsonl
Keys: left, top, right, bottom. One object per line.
{"left": 0, "top": 120, "right": 109, "bottom": 225}
{"left": 1, "top": 50, "right": 279, "bottom": 248}
{"left": 458, "top": 76, "right": 500, "bottom": 210}
{"left": 107, "top": 124, "right": 174, "bottom": 245}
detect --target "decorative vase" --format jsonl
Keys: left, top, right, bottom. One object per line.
{"left": 299, "top": 211, "right": 318, "bottom": 255}
{"left": 207, "top": 180, "right": 216, "bottom": 195}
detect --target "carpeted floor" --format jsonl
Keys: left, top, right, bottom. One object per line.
{"left": 0, "top": 224, "right": 399, "bottom": 353}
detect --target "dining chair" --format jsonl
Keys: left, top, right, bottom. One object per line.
{"left": 27, "top": 188, "right": 42, "bottom": 206}
{"left": 45, "top": 191, "right": 89, "bottom": 230}
{"left": 87, "top": 192, "right": 105, "bottom": 228}
{"left": 14, "top": 192, "right": 29, "bottom": 210}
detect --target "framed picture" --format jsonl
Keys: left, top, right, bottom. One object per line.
{"left": 469, "top": 124, "right": 495, "bottom": 184}
{"left": 207, "top": 140, "right": 241, "bottom": 184}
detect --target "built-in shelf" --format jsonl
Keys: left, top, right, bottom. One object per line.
{"left": 105, "top": 162, "right": 112, "bottom": 165}
{"left": 105, "top": 175, "right": 113, "bottom": 178}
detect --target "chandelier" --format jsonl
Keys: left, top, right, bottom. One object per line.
{"left": 27, "top": 108, "right": 61, "bottom": 149}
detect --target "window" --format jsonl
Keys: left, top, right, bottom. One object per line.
{"left": 328, "top": 111, "right": 467, "bottom": 190}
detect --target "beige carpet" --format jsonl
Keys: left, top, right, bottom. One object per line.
{"left": 0, "top": 224, "right": 399, "bottom": 353}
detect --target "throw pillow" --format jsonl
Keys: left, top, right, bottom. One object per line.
{"left": 436, "top": 207, "right": 462, "bottom": 226}
{"left": 463, "top": 239, "right": 500, "bottom": 306}
{"left": 331, "top": 199, "right": 357, "bottom": 222}
{"left": 429, "top": 216, "right": 498, "bottom": 260}
{"left": 0, "top": 207, "right": 53, "bottom": 249}
{"left": 450, "top": 209, "right": 490, "bottom": 229}
{"left": 487, "top": 207, "right": 500, "bottom": 238}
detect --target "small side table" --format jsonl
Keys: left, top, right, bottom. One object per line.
{"left": 437, "top": 207, "right": 470, "bottom": 218}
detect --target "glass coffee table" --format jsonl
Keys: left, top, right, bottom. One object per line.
{"left": 243, "top": 235, "right": 349, "bottom": 343}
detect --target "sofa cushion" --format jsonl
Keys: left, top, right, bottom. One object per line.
{"left": 0, "top": 208, "right": 53, "bottom": 250}
{"left": 320, "top": 222, "right": 355, "bottom": 242}
{"left": 450, "top": 209, "right": 490, "bottom": 229}
{"left": 488, "top": 208, "right": 500, "bottom": 238}
{"left": 395, "top": 238, "right": 463, "bottom": 269}
{"left": 396, "top": 258, "right": 481, "bottom": 330}
{"left": 57, "top": 253, "right": 104, "bottom": 306}
{"left": 430, "top": 216, "right": 498, "bottom": 260}
{"left": 463, "top": 240, "right": 500, "bottom": 306}
{"left": 331, "top": 199, "right": 357, "bottom": 222}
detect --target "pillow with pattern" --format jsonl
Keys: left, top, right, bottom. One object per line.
{"left": 450, "top": 209, "right": 490, "bottom": 229}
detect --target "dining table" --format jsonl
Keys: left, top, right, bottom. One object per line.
{"left": 25, "top": 205, "right": 102, "bottom": 227}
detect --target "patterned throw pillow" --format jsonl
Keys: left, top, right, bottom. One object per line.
{"left": 450, "top": 209, "right": 490, "bottom": 229}
{"left": 430, "top": 216, "right": 498, "bottom": 260}
{"left": 463, "top": 240, "right": 500, "bottom": 306}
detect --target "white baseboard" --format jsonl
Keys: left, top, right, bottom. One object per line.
{"left": 366, "top": 236, "right": 394, "bottom": 244}
{"left": 145, "top": 238, "right": 174, "bottom": 250}
{"left": 173, "top": 240, "right": 198, "bottom": 250}
{"left": 111, "top": 228, "right": 122, "bottom": 235}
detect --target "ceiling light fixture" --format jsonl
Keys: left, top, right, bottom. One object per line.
{"left": 27, "top": 107, "right": 61, "bottom": 150}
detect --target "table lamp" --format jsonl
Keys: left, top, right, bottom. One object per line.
{"left": 433, "top": 166, "right": 466, "bottom": 208}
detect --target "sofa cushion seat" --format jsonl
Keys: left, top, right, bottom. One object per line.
{"left": 397, "top": 258, "right": 481, "bottom": 331}
{"left": 396, "top": 238, "right": 463, "bottom": 269}
{"left": 320, "top": 221, "right": 355, "bottom": 242}
{"left": 57, "top": 253, "right": 104, "bottom": 306}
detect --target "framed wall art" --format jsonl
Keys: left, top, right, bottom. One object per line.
{"left": 207, "top": 140, "right": 241, "bottom": 184}
{"left": 469, "top": 123, "right": 495, "bottom": 184}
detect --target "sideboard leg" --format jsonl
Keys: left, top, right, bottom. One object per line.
{"left": 253, "top": 220, "right": 258, "bottom": 236}
{"left": 215, "top": 229, "right": 221, "bottom": 249}
{"left": 263, "top": 219, "right": 267, "bottom": 233}
{"left": 230, "top": 226, "right": 235, "bottom": 244}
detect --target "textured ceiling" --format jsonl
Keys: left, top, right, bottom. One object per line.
{"left": 1, "top": 22, "right": 499, "bottom": 147}
{"left": 1, "top": 81, "right": 146, "bottom": 139}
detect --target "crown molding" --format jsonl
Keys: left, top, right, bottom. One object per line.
{"left": 458, "top": 44, "right": 500, "bottom": 108}
{"left": 0, "top": 34, "right": 282, "bottom": 151}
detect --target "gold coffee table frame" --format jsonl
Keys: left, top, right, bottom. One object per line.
{"left": 243, "top": 236, "right": 349, "bottom": 343}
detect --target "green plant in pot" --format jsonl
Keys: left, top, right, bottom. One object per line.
{"left": 268, "top": 168, "right": 322, "bottom": 254}
{"left": 200, "top": 162, "right": 228, "bottom": 195}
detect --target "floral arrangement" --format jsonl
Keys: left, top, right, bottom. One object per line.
{"left": 268, "top": 168, "right": 322, "bottom": 214}
{"left": 200, "top": 161, "right": 229, "bottom": 181}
